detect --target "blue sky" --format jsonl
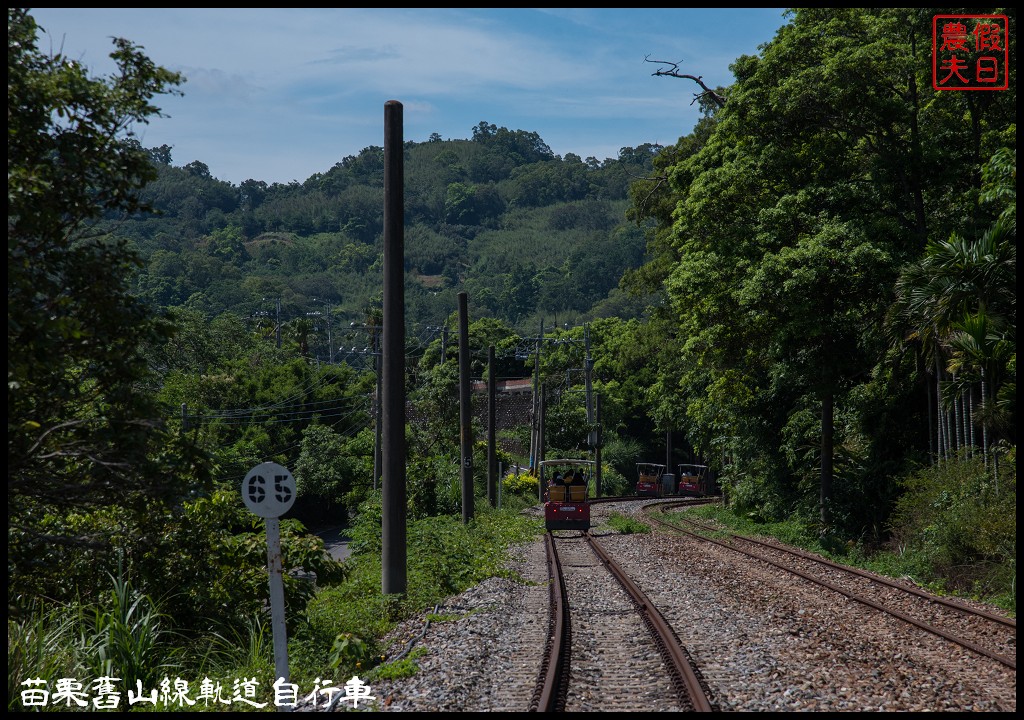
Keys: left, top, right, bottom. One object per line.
{"left": 29, "top": 8, "right": 789, "bottom": 186}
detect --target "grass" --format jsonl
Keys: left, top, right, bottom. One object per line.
{"left": 424, "top": 612, "right": 461, "bottom": 623}
{"left": 8, "top": 573, "right": 198, "bottom": 712}
{"left": 298, "top": 501, "right": 542, "bottom": 688}
{"left": 8, "top": 605, "right": 80, "bottom": 711}
{"left": 8, "top": 499, "right": 541, "bottom": 713}
{"left": 605, "top": 512, "right": 651, "bottom": 534}
{"left": 368, "top": 647, "right": 428, "bottom": 682}
{"left": 77, "top": 573, "right": 180, "bottom": 690}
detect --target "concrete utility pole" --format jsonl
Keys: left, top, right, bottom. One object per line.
{"left": 381, "top": 100, "right": 406, "bottom": 596}
{"left": 488, "top": 344, "right": 497, "bottom": 508}
{"left": 276, "top": 298, "right": 282, "bottom": 349}
{"left": 326, "top": 302, "right": 333, "bottom": 364}
{"left": 458, "top": 292, "right": 474, "bottom": 524}
{"left": 261, "top": 297, "right": 282, "bottom": 349}
{"left": 666, "top": 427, "right": 672, "bottom": 469}
{"left": 584, "top": 323, "right": 595, "bottom": 449}
{"left": 308, "top": 299, "right": 334, "bottom": 364}
{"left": 539, "top": 382, "right": 546, "bottom": 471}
{"left": 530, "top": 318, "right": 544, "bottom": 477}
{"left": 595, "top": 393, "right": 603, "bottom": 496}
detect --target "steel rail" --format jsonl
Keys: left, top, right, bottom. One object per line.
{"left": 584, "top": 532, "right": 714, "bottom": 712}
{"left": 645, "top": 506, "right": 1016, "bottom": 671}
{"left": 531, "top": 532, "right": 571, "bottom": 712}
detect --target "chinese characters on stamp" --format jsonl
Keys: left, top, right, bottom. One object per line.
{"left": 933, "top": 14, "right": 1009, "bottom": 91}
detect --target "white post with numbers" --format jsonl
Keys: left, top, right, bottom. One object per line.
{"left": 242, "top": 462, "right": 297, "bottom": 705}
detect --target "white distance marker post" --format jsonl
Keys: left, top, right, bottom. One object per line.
{"left": 242, "top": 462, "right": 296, "bottom": 696}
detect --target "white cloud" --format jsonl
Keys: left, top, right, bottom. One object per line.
{"left": 28, "top": 7, "right": 786, "bottom": 184}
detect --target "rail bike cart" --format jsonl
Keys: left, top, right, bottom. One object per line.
{"left": 635, "top": 462, "right": 667, "bottom": 497}
{"left": 543, "top": 459, "right": 595, "bottom": 531}
{"left": 677, "top": 464, "right": 709, "bottom": 497}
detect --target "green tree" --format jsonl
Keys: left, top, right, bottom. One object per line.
{"left": 8, "top": 9, "right": 207, "bottom": 601}
{"left": 632, "top": 8, "right": 1015, "bottom": 533}
{"left": 737, "top": 221, "right": 893, "bottom": 525}
{"left": 444, "top": 182, "right": 479, "bottom": 224}
{"left": 889, "top": 147, "right": 1017, "bottom": 462}
{"left": 286, "top": 316, "right": 316, "bottom": 356}
{"left": 294, "top": 424, "right": 372, "bottom": 509}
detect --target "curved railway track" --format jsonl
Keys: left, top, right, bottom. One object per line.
{"left": 531, "top": 529, "right": 714, "bottom": 712}
{"left": 532, "top": 531, "right": 571, "bottom": 712}
{"left": 643, "top": 500, "right": 1016, "bottom": 671}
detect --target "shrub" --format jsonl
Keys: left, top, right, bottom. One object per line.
{"left": 502, "top": 471, "right": 538, "bottom": 497}
{"left": 889, "top": 453, "right": 1015, "bottom": 602}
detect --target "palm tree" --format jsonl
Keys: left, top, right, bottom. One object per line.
{"left": 889, "top": 214, "right": 1016, "bottom": 464}
{"left": 286, "top": 318, "right": 315, "bottom": 357}
{"left": 945, "top": 310, "right": 1014, "bottom": 466}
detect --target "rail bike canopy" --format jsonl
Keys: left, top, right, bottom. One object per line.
{"left": 636, "top": 462, "right": 666, "bottom": 478}
{"left": 540, "top": 458, "right": 595, "bottom": 480}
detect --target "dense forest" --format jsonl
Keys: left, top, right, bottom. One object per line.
{"left": 8, "top": 7, "right": 1015, "bottom": 709}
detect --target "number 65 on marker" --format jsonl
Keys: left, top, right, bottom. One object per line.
{"left": 242, "top": 462, "right": 296, "bottom": 518}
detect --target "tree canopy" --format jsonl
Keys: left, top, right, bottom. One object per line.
{"left": 8, "top": 8, "right": 208, "bottom": 583}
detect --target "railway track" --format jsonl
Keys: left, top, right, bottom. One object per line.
{"left": 532, "top": 529, "right": 714, "bottom": 712}
{"left": 373, "top": 494, "right": 1014, "bottom": 711}
{"left": 643, "top": 501, "right": 1016, "bottom": 671}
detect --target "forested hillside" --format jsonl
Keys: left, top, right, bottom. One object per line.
{"left": 113, "top": 125, "right": 658, "bottom": 348}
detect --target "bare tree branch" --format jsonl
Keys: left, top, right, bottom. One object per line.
{"left": 636, "top": 176, "right": 669, "bottom": 217}
{"left": 645, "top": 56, "right": 727, "bottom": 108}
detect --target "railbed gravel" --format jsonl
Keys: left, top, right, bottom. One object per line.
{"left": 329, "top": 500, "right": 1016, "bottom": 712}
